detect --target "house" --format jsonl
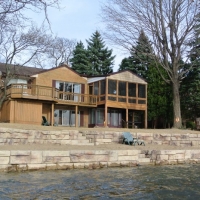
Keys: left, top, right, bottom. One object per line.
{"left": 0, "top": 63, "right": 147, "bottom": 128}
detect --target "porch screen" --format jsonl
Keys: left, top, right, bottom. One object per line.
{"left": 118, "top": 81, "right": 126, "bottom": 96}
{"left": 128, "top": 83, "right": 136, "bottom": 97}
{"left": 138, "top": 84, "right": 146, "bottom": 98}
{"left": 108, "top": 80, "right": 116, "bottom": 95}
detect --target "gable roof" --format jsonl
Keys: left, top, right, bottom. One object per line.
{"left": 30, "top": 64, "right": 81, "bottom": 77}
{"left": 0, "top": 63, "right": 45, "bottom": 77}
{"left": 86, "top": 70, "right": 147, "bottom": 84}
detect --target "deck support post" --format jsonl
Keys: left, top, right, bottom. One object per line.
{"left": 75, "top": 105, "right": 78, "bottom": 127}
{"left": 51, "top": 103, "right": 54, "bottom": 126}
{"left": 126, "top": 108, "right": 128, "bottom": 128}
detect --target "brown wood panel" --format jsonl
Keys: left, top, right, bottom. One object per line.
{"left": 106, "top": 101, "right": 146, "bottom": 110}
{"left": 13, "top": 100, "right": 42, "bottom": 125}
{"left": 35, "top": 66, "right": 87, "bottom": 87}
{"left": 0, "top": 100, "right": 11, "bottom": 122}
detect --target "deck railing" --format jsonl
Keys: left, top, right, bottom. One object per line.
{"left": 7, "top": 84, "right": 97, "bottom": 106}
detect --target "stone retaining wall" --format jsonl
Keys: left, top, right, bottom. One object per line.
{"left": 0, "top": 127, "right": 200, "bottom": 147}
{"left": 0, "top": 149, "right": 200, "bottom": 172}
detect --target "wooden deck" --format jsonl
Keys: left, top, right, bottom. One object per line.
{"left": 7, "top": 84, "right": 97, "bottom": 107}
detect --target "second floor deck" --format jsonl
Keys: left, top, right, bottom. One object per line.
{"left": 6, "top": 84, "right": 97, "bottom": 107}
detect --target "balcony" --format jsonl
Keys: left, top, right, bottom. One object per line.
{"left": 6, "top": 84, "right": 97, "bottom": 107}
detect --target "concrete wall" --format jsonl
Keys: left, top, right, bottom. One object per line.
{"left": 0, "top": 149, "right": 200, "bottom": 172}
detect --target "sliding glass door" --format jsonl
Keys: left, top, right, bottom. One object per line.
{"left": 54, "top": 109, "right": 80, "bottom": 126}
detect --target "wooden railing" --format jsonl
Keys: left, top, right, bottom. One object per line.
{"left": 7, "top": 84, "right": 97, "bottom": 106}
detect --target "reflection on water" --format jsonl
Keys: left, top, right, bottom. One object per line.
{"left": 0, "top": 164, "right": 199, "bottom": 200}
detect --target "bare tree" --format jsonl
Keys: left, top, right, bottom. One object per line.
{"left": 0, "top": 26, "right": 51, "bottom": 108}
{"left": 0, "top": 0, "right": 60, "bottom": 30}
{"left": 101, "top": 0, "right": 199, "bottom": 128}
{"left": 31, "top": 36, "right": 76, "bottom": 68}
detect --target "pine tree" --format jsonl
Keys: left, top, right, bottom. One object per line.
{"left": 118, "top": 30, "right": 153, "bottom": 78}
{"left": 118, "top": 30, "right": 173, "bottom": 128}
{"left": 70, "top": 41, "right": 90, "bottom": 74}
{"left": 86, "top": 31, "right": 115, "bottom": 75}
{"left": 180, "top": 13, "right": 200, "bottom": 124}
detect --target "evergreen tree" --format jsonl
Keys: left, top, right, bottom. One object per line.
{"left": 70, "top": 41, "right": 90, "bottom": 74}
{"left": 118, "top": 30, "right": 152, "bottom": 78}
{"left": 86, "top": 31, "right": 115, "bottom": 75}
{"left": 118, "top": 30, "right": 173, "bottom": 128}
{"left": 146, "top": 63, "right": 173, "bottom": 128}
{"left": 180, "top": 14, "right": 200, "bottom": 124}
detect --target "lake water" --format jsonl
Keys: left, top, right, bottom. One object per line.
{"left": 0, "top": 164, "right": 199, "bottom": 200}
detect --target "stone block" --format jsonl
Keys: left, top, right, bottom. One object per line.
{"left": 168, "top": 153, "right": 185, "bottom": 160}
{"left": 99, "top": 162, "right": 108, "bottom": 168}
{"left": 160, "top": 150, "right": 184, "bottom": 155}
{"left": 70, "top": 154, "right": 109, "bottom": 163}
{"left": 28, "top": 164, "right": 46, "bottom": 170}
{"left": 157, "top": 154, "right": 169, "bottom": 160}
{"left": 169, "top": 141, "right": 180, "bottom": 146}
{"left": 51, "top": 134, "right": 69, "bottom": 140}
{"left": 191, "top": 141, "right": 199, "bottom": 146}
{"left": 0, "top": 151, "right": 10, "bottom": 156}
{"left": 46, "top": 164, "right": 57, "bottom": 170}
{"left": 138, "top": 158, "right": 150, "bottom": 163}
{"left": 118, "top": 155, "right": 138, "bottom": 161}
{"left": 30, "top": 151, "right": 43, "bottom": 164}
{"left": 11, "top": 150, "right": 31, "bottom": 156}
{"left": 109, "top": 151, "right": 118, "bottom": 161}
{"left": 43, "top": 156, "right": 70, "bottom": 163}
{"left": 10, "top": 155, "right": 30, "bottom": 164}
{"left": 17, "top": 164, "right": 28, "bottom": 171}
{"left": 43, "top": 151, "right": 70, "bottom": 157}
{"left": 191, "top": 151, "right": 200, "bottom": 159}
{"left": 120, "top": 161, "right": 131, "bottom": 167}
{"left": 73, "top": 163, "right": 85, "bottom": 169}
{"left": 118, "top": 150, "right": 139, "bottom": 156}
{"left": 57, "top": 163, "right": 73, "bottom": 170}
{"left": 0, "top": 157, "right": 10, "bottom": 164}
{"left": 107, "top": 161, "right": 121, "bottom": 167}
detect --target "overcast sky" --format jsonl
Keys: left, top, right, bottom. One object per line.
{"left": 36, "top": 0, "right": 126, "bottom": 71}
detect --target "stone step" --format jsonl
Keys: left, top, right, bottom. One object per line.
{"left": 70, "top": 139, "right": 91, "bottom": 145}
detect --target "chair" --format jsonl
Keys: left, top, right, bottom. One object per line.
{"left": 122, "top": 132, "right": 138, "bottom": 145}
{"left": 42, "top": 116, "right": 50, "bottom": 126}
{"left": 122, "top": 132, "right": 145, "bottom": 146}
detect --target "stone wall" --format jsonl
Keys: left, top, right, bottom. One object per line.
{"left": 0, "top": 149, "right": 200, "bottom": 172}
{"left": 0, "top": 128, "right": 200, "bottom": 147}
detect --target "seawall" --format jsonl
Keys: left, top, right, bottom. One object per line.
{"left": 0, "top": 127, "right": 200, "bottom": 172}
{"left": 0, "top": 149, "right": 200, "bottom": 172}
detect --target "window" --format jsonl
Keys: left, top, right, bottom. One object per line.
{"left": 138, "top": 84, "right": 146, "bottom": 98}
{"left": 128, "top": 83, "right": 136, "bottom": 97}
{"left": 108, "top": 80, "right": 117, "bottom": 95}
{"left": 118, "top": 81, "right": 126, "bottom": 96}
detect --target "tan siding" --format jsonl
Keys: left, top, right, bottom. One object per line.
{"left": 35, "top": 67, "right": 87, "bottom": 87}
{"left": 0, "top": 101, "right": 11, "bottom": 122}
{"left": 109, "top": 71, "right": 147, "bottom": 84}
{"left": 13, "top": 100, "right": 42, "bottom": 125}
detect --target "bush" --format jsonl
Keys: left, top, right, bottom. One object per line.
{"left": 186, "top": 121, "right": 196, "bottom": 130}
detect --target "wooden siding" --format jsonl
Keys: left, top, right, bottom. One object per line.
{"left": 11, "top": 100, "right": 42, "bottom": 125}
{"left": 34, "top": 66, "right": 87, "bottom": 87}
{"left": 0, "top": 101, "right": 11, "bottom": 122}
{"left": 108, "top": 71, "right": 147, "bottom": 84}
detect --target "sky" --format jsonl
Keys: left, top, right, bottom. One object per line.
{"left": 33, "top": 0, "right": 126, "bottom": 71}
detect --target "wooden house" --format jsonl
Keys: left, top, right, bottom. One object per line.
{"left": 0, "top": 63, "right": 147, "bottom": 128}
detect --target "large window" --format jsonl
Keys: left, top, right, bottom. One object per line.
{"left": 138, "top": 84, "right": 146, "bottom": 98}
{"left": 56, "top": 81, "right": 81, "bottom": 101}
{"left": 128, "top": 83, "right": 136, "bottom": 97}
{"left": 118, "top": 81, "right": 126, "bottom": 96}
{"left": 56, "top": 81, "right": 81, "bottom": 93}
